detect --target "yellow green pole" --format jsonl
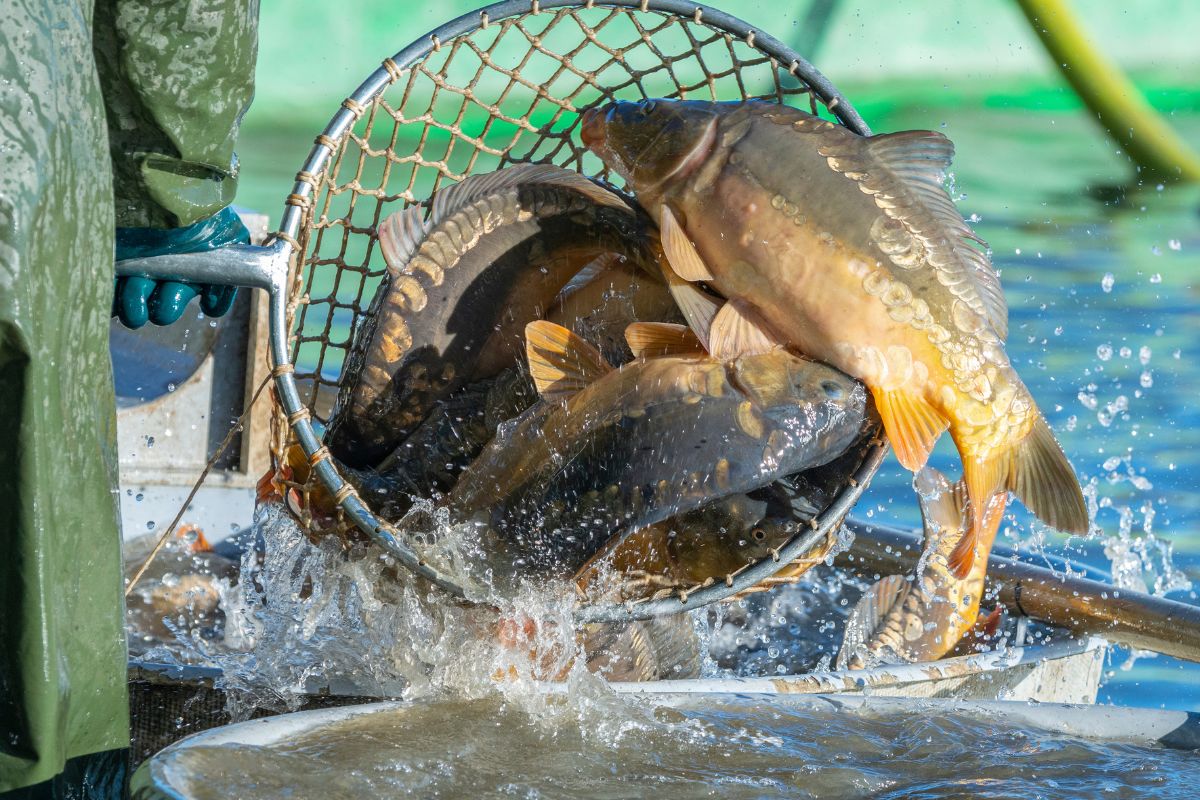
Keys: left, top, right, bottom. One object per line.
{"left": 1015, "top": 0, "right": 1200, "bottom": 182}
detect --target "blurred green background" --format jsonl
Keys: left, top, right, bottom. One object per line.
{"left": 235, "top": 0, "right": 1200, "bottom": 709}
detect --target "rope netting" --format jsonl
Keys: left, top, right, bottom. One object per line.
{"left": 271, "top": 2, "right": 876, "bottom": 604}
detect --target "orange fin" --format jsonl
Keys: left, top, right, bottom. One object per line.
{"left": 624, "top": 322, "right": 705, "bottom": 358}
{"left": 871, "top": 387, "right": 948, "bottom": 472}
{"left": 1008, "top": 414, "right": 1089, "bottom": 535}
{"left": 659, "top": 204, "right": 714, "bottom": 281}
{"left": 980, "top": 604, "right": 1004, "bottom": 638}
{"left": 947, "top": 485, "right": 1007, "bottom": 580}
{"left": 525, "top": 320, "right": 612, "bottom": 403}
{"left": 708, "top": 301, "right": 777, "bottom": 360}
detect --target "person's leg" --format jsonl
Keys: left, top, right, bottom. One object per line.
{"left": 0, "top": 1, "right": 128, "bottom": 794}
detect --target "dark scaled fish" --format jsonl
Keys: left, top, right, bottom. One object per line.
{"left": 447, "top": 320, "right": 868, "bottom": 581}
{"left": 325, "top": 163, "right": 658, "bottom": 468}
{"left": 836, "top": 466, "right": 1007, "bottom": 670}
{"left": 574, "top": 479, "right": 829, "bottom": 602}
{"left": 582, "top": 99, "right": 1087, "bottom": 577}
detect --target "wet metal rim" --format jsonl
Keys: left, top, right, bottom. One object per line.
{"left": 270, "top": 0, "right": 884, "bottom": 620}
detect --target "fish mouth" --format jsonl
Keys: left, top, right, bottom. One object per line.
{"left": 580, "top": 106, "right": 607, "bottom": 148}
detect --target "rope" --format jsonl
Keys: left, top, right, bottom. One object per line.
{"left": 124, "top": 372, "right": 274, "bottom": 598}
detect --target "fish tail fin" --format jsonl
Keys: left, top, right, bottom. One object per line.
{"left": 836, "top": 573, "right": 909, "bottom": 670}
{"left": 872, "top": 386, "right": 949, "bottom": 472}
{"left": 952, "top": 414, "right": 1078, "bottom": 579}
{"left": 1006, "top": 412, "right": 1089, "bottom": 535}
{"left": 948, "top": 452, "right": 1008, "bottom": 579}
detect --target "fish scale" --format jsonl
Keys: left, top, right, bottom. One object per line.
{"left": 582, "top": 99, "right": 1088, "bottom": 574}
{"left": 325, "top": 164, "right": 655, "bottom": 468}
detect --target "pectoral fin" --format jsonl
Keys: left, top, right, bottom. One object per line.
{"left": 624, "top": 322, "right": 705, "bottom": 358}
{"left": 525, "top": 320, "right": 613, "bottom": 403}
{"left": 659, "top": 204, "right": 714, "bottom": 281}
{"left": 871, "top": 387, "right": 949, "bottom": 472}
{"left": 708, "top": 301, "right": 777, "bottom": 360}
{"left": 663, "top": 273, "right": 723, "bottom": 352}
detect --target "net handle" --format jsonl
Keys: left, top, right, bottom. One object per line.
{"left": 115, "top": 245, "right": 474, "bottom": 598}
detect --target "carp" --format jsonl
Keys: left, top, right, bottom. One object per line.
{"left": 836, "top": 466, "right": 1006, "bottom": 669}
{"left": 574, "top": 479, "right": 832, "bottom": 602}
{"left": 325, "top": 163, "right": 659, "bottom": 468}
{"left": 581, "top": 99, "right": 1087, "bottom": 577}
{"left": 447, "top": 320, "right": 867, "bottom": 580}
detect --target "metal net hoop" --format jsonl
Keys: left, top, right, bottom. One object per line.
{"left": 270, "top": 0, "right": 885, "bottom": 619}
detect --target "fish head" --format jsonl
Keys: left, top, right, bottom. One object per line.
{"left": 732, "top": 351, "right": 863, "bottom": 426}
{"left": 581, "top": 100, "right": 720, "bottom": 194}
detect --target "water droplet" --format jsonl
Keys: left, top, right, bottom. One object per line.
{"left": 135, "top": 492, "right": 144, "bottom": 502}
{"left": 1139, "top": 346, "right": 1152, "bottom": 365}
{"left": 144, "top": 436, "right": 155, "bottom": 448}
{"left": 1119, "top": 346, "right": 1132, "bottom": 359}
{"left": 1168, "top": 239, "right": 1182, "bottom": 251}
{"left": 1100, "top": 273, "right": 1115, "bottom": 292}
{"left": 1140, "top": 371, "right": 1153, "bottom": 388}
{"left": 1151, "top": 245, "right": 1162, "bottom": 256}
{"left": 1149, "top": 273, "right": 1162, "bottom": 284}
{"left": 1096, "top": 344, "right": 1113, "bottom": 361}
{"left": 161, "top": 572, "right": 180, "bottom": 588}
{"left": 167, "top": 382, "right": 177, "bottom": 392}
{"left": 145, "top": 520, "right": 156, "bottom": 530}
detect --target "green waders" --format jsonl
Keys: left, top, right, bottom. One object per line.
{"left": 0, "top": 1, "right": 257, "bottom": 795}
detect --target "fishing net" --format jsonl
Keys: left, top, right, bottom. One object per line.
{"left": 269, "top": 0, "right": 886, "bottom": 618}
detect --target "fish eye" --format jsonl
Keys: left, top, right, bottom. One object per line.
{"left": 820, "top": 380, "right": 844, "bottom": 399}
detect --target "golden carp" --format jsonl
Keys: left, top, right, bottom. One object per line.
{"left": 581, "top": 99, "right": 1087, "bottom": 577}
{"left": 325, "top": 163, "right": 657, "bottom": 468}
{"left": 836, "top": 466, "right": 1006, "bottom": 669}
{"left": 448, "top": 320, "right": 867, "bottom": 579}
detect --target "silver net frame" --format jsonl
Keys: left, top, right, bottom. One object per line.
{"left": 265, "top": 0, "right": 888, "bottom": 623}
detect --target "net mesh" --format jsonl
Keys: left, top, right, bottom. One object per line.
{"left": 274, "top": 3, "right": 860, "bottom": 596}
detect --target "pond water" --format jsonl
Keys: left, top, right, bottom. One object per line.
{"left": 149, "top": 695, "right": 1200, "bottom": 799}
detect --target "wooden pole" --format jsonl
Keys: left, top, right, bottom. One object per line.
{"left": 837, "top": 518, "right": 1200, "bottom": 664}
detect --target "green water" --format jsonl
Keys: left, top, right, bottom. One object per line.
{"left": 233, "top": 2, "right": 1200, "bottom": 713}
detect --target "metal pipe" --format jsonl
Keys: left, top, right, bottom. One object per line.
{"left": 837, "top": 518, "right": 1200, "bottom": 664}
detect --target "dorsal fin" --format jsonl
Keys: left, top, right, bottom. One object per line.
{"left": 821, "top": 128, "right": 1007, "bottom": 340}
{"left": 624, "top": 322, "right": 705, "bottom": 358}
{"left": 836, "top": 574, "right": 909, "bottom": 670}
{"left": 376, "top": 203, "right": 430, "bottom": 271}
{"left": 659, "top": 204, "right": 714, "bottom": 281}
{"left": 525, "top": 320, "right": 612, "bottom": 403}
{"left": 708, "top": 301, "right": 777, "bottom": 360}
{"left": 430, "top": 163, "right": 629, "bottom": 223}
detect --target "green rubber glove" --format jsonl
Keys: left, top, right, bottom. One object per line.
{"left": 113, "top": 205, "right": 250, "bottom": 329}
